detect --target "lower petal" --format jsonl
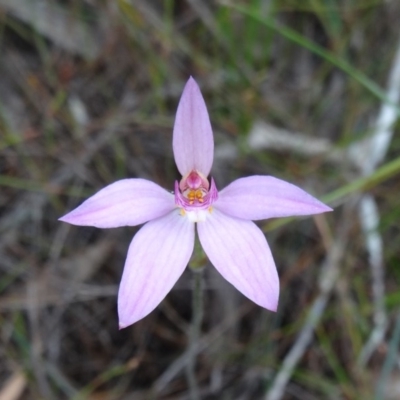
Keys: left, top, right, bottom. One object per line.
{"left": 197, "top": 209, "right": 279, "bottom": 311}
{"left": 118, "top": 210, "right": 195, "bottom": 328}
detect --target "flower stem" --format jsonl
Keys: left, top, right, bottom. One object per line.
{"left": 186, "top": 266, "right": 204, "bottom": 400}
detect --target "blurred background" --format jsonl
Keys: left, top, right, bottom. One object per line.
{"left": 1, "top": 0, "right": 400, "bottom": 399}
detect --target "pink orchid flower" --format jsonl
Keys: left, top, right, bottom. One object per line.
{"left": 60, "top": 77, "right": 332, "bottom": 328}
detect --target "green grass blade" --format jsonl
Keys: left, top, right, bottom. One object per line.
{"left": 223, "top": 2, "right": 400, "bottom": 116}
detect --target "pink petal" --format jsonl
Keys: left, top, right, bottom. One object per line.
{"left": 118, "top": 210, "right": 194, "bottom": 328}
{"left": 59, "top": 179, "right": 174, "bottom": 228}
{"left": 197, "top": 209, "right": 279, "bottom": 311}
{"left": 216, "top": 175, "right": 332, "bottom": 220}
{"left": 173, "top": 77, "right": 214, "bottom": 177}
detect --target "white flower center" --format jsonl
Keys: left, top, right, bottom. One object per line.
{"left": 180, "top": 207, "right": 213, "bottom": 222}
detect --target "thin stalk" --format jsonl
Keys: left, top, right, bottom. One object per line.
{"left": 186, "top": 266, "right": 204, "bottom": 400}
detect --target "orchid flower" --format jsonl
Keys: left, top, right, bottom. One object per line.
{"left": 60, "top": 77, "right": 332, "bottom": 328}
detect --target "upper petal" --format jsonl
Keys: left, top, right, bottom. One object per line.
{"left": 197, "top": 209, "right": 279, "bottom": 311}
{"left": 173, "top": 77, "right": 214, "bottom": 177}
{"left": 216, "top": 175, "right": 332, "bottom": 220}
{"left": 59, "top": 179, "right": 175, "bottom": 228}
{"left": 118, "top": 210, "right": 195, "bottom": 328}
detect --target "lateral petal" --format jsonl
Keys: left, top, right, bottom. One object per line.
{"left": 173, "top": 77, "right": 214, "bottom": 177}
{"left": 197, "top": 209, "right": 279, "bottom": 311}
{"left": 216, "top": 175, "right": 332, "bottom": 220}
{"left": 59, "top": 179, "right": 175, "bottom": 228}
{"left": 118, "top": 210, "right": 195, "bottom": 328}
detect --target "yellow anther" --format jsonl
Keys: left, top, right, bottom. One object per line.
{"left": 188, "top": 190, "right": 196, "bottom": 201}
{"left": 195, "top": 190, "right": 204, "bottom": 202}
{"left": 180, "top": 209, "right": 186, "bottom": 216}
{"left": 187, "top": 189, "right": 205, "bottom": 204}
